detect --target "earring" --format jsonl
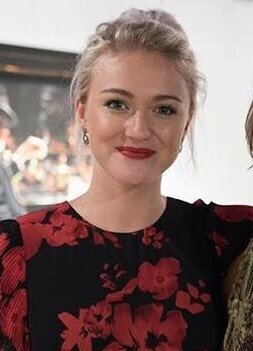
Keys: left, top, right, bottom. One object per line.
{"left": 82, "top": 128, "right": 89, "bottom": 145}
{"left": 179, "top": 143, "right": 183, "bottom": 153}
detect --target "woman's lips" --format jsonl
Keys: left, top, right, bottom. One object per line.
{"left": 116, "top": 146, "right": 156, "bottom": 159}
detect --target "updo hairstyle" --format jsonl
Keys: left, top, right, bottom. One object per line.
{"left": 71, "top": 8, "right": 204, "bottom": 120}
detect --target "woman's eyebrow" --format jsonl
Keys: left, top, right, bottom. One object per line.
{"left": 153, "top": 94, "right": 183, "bottom": 103}
{"left": 100, "top": 88, "right": 183, "bottom": 103}
{"left": 100, "top": 88, "right": 134, "bottom": 98}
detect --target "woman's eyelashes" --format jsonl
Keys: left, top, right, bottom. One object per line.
{"left": 104, "top": 99, "right": 129, "bottom": 112}
{"left": 103, "top": 99, "right": 177, "bottom": 118}
{"left": 153, "top": 104, "right": 177, "bottom": 118}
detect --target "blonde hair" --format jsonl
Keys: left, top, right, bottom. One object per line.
{"left": 71, "top": 8, "right": 205, "bottom": 116}
{"left": 245, "top": 99, "right": 253, "bottom": 158}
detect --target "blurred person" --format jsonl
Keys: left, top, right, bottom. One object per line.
{"left": 36, "top": 85, "right": 69, "bottom": 142}
{"left": 0, "top": 84, "right": 19, "bottom": 129}
{"left": 0, "top": 108, "right": 17, "bottom": 153}
{"left": 0, "top": 86, "right": 19, "bottom": 171}
{"left": 0, "top": 8, "right": 253, "bottom": 351}
{"left": 13, "top": 135, "right": 48, "bottom": 169}
{"left": 0, "top": 105, "right": 25, "bottom": 219}
{"left": 223, "top": 100, "right": 253, "bottom": 350}
{"left": 0, "top": 164, "right": 26, "bottom": 220}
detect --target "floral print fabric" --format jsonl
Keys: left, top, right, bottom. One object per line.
{"left": 0, "top": 198, "right": 253, "bottom": 351}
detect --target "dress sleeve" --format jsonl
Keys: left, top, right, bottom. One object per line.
{"left": 0, "top": 219, "right": 29, "bottom": 351}
{"left": 196, "top": 200, "right": 253, "bottom": 276}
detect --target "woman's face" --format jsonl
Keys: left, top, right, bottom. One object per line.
{"left": 76, "top": 50, "right": 192, "bottom": 187}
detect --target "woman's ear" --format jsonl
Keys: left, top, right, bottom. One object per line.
{"left": 75, "top": 99, "right": 86, "bottom": 128}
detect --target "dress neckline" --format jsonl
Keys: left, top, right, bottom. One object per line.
{"left": 64, "top": 197, "right": 170, "bottom": 235}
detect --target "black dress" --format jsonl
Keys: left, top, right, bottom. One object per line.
{"left": 0, "top": 198, "right": 253, "bottom": 351}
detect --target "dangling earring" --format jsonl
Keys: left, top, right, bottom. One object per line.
{"left": 82, "top": 128, "right": 89, "bottom": 145}
{"left": 179, "top": 143, "right": 183, "bottom": 153}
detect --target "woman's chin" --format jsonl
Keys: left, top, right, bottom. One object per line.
{"left": 111, "top": 170, "right": 159, "bottom": 188}
{"left": 93, "top": 160, "right": 162, "bottom": 188}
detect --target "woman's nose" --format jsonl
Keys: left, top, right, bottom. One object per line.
{"left": 124, "top": 111, "right": 152, "bottom": 140}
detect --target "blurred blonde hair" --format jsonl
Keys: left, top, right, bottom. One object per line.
{"left": 245, "top": 99, "right": 253, "bottom": 158}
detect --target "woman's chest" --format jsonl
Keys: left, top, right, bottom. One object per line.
{"left": 27, "top": 236, "right": 223, "bottom": 351}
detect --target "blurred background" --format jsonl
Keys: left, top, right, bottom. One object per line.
{"left": 0, "top": 0, "right": 252, "bottom": 219}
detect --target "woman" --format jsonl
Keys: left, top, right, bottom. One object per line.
{"left": 0, "top": 9, "right": 252, "bottom": 351}
{"left": 223, "top": 100, "right": 253, "bottom": 351}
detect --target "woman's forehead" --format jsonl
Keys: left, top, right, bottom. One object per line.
{"left": 90, "top": 50, "right": 190, "bottom": 100}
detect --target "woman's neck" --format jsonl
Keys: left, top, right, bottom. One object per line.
{"left": 70, "top": 170, "right": 166, "bottom": 233}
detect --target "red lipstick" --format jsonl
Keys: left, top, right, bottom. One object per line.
{"left": 116, "top": 146, "right": 155, "bottom": 159}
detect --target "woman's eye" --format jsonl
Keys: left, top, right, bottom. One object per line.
{"left": 104, "top": 99, "right": 128, "bottom": 111}
{"left": 154, "top": 105, "right": 176, "bottom": 117}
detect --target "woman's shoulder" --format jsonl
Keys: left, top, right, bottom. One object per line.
{"left": 168, "top": 197, "right": 253, "bottom": 269}
{"left": 194, "top": 198, "right": 253, "bottom": 236}
{"left": 169, "top": 196, "right": 253, "bottom": 222}
{"left": 16, "top": 201, "right": 84, "bottom": 260}
{"left": 17, "top": 200, "right": 71, "bottom": 226}
{"left": 0, "top": 201, "right": 78, "bottom": 262}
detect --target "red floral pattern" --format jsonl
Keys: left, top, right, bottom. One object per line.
{"left": 18, "top": 203, "right": 89, "bottom": 260}
{"left": 109, "top": 303, "right": 187, "bottom": 351}
{"left": 138, "top": 257, "right": 181, "bottom": 300}
{"left": 214, "top": 204, "right": 253, "bottom": 222}
{"left": 0, "top": 199, "right": 252, "bottom": 350}
{"left": 0, "top": 232, "right": 9, "bottom": 256}
{"left": 59, "top": 310, "right": 92, "bottom": 351}
{"left": 106, "top": 278, "right": 138, "bottom": 303}
{"left": 100, "top": 263, "right": 127, "bottom": 291}
{"left": 59, "top": 302, "right": 187, "bottom": 351}
{"left": 43, "top": 212, "right": 88, "bottom": 247}
{"left": 59, "top": 302, "right": 112, "bottom": 351}
{"left": 0, "top": 288, "right": 28, "bottom": 350}
{"left": 93, "top": 231, "right": 122, "bottom": 248}
{"left": 210, "top": 232, "right": 229, "bottom": 256}
{"left": 1, "top": 247, "right": 26, "bottom": 294}
{"left": 175, "top": 282, "right": 211, "bottom": 314}
{"left": 142, "top": 227, "right": 169, "bottom": 249}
